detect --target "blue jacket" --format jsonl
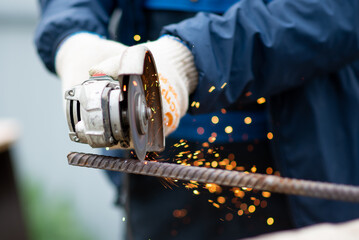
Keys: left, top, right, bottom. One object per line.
{"left": 35, "top": 0, "right": 359, "bottom": 228}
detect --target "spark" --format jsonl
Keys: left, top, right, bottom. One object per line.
{"left": 267, "top": 217, "right": 274, "bottom": 225}
{"left": 267, "top": 132, "right": 274, "bottom": 140}
{"left": 236, "top": 166, "right": 245, "bottom": 171}
{"left": 225, "top": 213, "right": 233, "bottom": 221}
{"left": 262, "top": 191, "right": 271, "bottom": 198}
{"left": 225, "top": 126, "right": 233, "bottom": 134}
{"left": 195, "top": 102, "right": 200, "bottom": 108}
{"left": 184, "top": 183, "right": 198, "bottom": 189}
{"left": 266, "top": 167, "right": 273, "bottom": 174}
{"left": 209, "top": 86, "right": 216, "bottom": 92}
{"left": 213, "top": 203, "right": 220, "bottom": 208}
{"left": 244, "top": 117, "right": 252, "bottom": 124}
{"left": 208, "top": 136, "right": 216, "bottom": 143}
{"left": 173, "top": 209, "right": 187, "bottom": 218}
{"left": 251, "top": 166, "right": 257, "bottom": 173}
{"left": 248, "top": 205, "right": 256, "bottom": 213}
{"left": 226, "top": 165, "right": 233, "bottom": 170}
{"left": 191, "top": 101, "right": 196, "bottom": 107}
{"left": 240, "top": 203, "right": 247, "bottom": 210}
{"left": 217, "top": 196, "right": 226, "bottom": 204}
{"left": 197, "top": 127, "right": 205, "bottom": 135}
{"left": 221, "top": 108, "right": 227, "bottom": 114}
{"left": 159, "top": 178, "right": 177, "bottom": 189}
{"left": 122, "top": 217, "right": 126, "bottom": 222}
{"left": 247, "top": 144, "right": 254, "bottom": 152}
{"left": 230, "top": 161, "right": 237, "bottom": 168}
{"left": 221, "top": 83, "right": 227, "bottom": 89}
{"left": 233, "top": 189, "right": 245, "bottom": 198}
{"left": 211, "top": 116, "right": 219, "bottom": 124}
{"left": 133, "top": 35, "right": 141, "bottom": 41}
{"left": 132, "top": 80, "right": 138, "bottom": 86}
{"left": 211, "top": 161, "right": 218, "bottom": 168}
{"left": 245, "top": 91, "right": 252, "bottom": 97}
{"left": 193, "top": 150, "right": 201, "bottom": 155}
{"left": 202, "top": 142, "right": 209, "bottom": 147}
{"left": 193, "top": 190, "right": 200, "bottom": 195}
{"left": 257, "top": 97, "right": 266, "bottom": 104}
{"left": 205, "top": 183, "right": 222, "bottom": 193}
{"left": 220, "top": 158, "right": 229, "bottom": 166}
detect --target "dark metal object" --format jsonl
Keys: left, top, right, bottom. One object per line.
{"left": 68, "top": 152, "right": 359, "bottom": 203}
{"left": 0, "top": 150, "right": 28, "bottom": 240}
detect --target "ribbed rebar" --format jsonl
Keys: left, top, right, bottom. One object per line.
{"left": 68, "top": 152, "right": 359, "bottom": 203}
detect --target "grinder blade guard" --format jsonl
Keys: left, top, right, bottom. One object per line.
{"left": 64, "top": 47, "right": 164, "bottom": 160}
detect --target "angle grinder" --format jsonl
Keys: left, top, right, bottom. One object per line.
{"left": 64, "top": 46, "right": 164, "bottom": 160}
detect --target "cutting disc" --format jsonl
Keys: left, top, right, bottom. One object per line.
{"left": 127, "top": 75, "right": 149, "bottom": 160}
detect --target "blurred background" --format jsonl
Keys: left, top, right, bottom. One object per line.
{"left": 0, "top": 1, "right": 123, "bottom": 239}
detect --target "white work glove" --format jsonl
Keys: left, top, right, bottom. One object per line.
{"left": 90, "top": 36, "right": 198, "bottom": 136}
{"left": 55, "top": 32, "right": 127, "bottom": 98}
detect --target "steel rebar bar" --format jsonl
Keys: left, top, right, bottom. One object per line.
{"left": 68, "top": 152, "right": 359, "bottom": 203}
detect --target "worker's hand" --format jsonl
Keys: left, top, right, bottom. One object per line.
{"left": 90, "top": 35, "right": 198, "bottom": 136}
{"left": 55, "top": 32, "right": 127, "bottom": 98}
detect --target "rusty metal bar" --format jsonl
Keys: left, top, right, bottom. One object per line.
{"left": 68, "top": 152, "right": 359, "bottom": 203}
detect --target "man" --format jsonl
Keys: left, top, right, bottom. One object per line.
{"left": 35, "top": 0, "right": 359, "bottom": 239}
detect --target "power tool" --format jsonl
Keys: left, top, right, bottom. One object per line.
{"left": 64, "top": 46, "right": 164, "bottom": 160}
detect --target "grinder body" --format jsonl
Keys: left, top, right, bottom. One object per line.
{"left": 64, "top": 47, "right": 164, "bottom": 160}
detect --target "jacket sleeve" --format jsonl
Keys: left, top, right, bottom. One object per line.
{"left": 35, "top": 0, "right": 116, "bottom": 73}
{"left": 162, "top": 0, "right": 359, "bottom": 114}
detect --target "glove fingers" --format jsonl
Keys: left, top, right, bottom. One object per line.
{"left": 89, "top": 55, "right": 123, "bottom": 79}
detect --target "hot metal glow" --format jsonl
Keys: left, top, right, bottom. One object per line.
{"left": 244, "top": 117, "right": 252, "bottom": 124}
{"left": 133, "top": 35, "right": 141, "bottom": 41}
{"left": 267, "top": 217, "right": 274, "bottom": 225}
{"left": 161, "top": 137, "right": 277, "bottom": 225}
{"left": 225, "top": 126, "right": 233, "bottom": 134}
{"left": 257, "top": 97, "right": 266, "bottom": 104}
{"left": 211, "top": 116, "right": 219, "bottom": 124}
{"left": 267, "top": 132, "right": 274, "bottom": 140}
